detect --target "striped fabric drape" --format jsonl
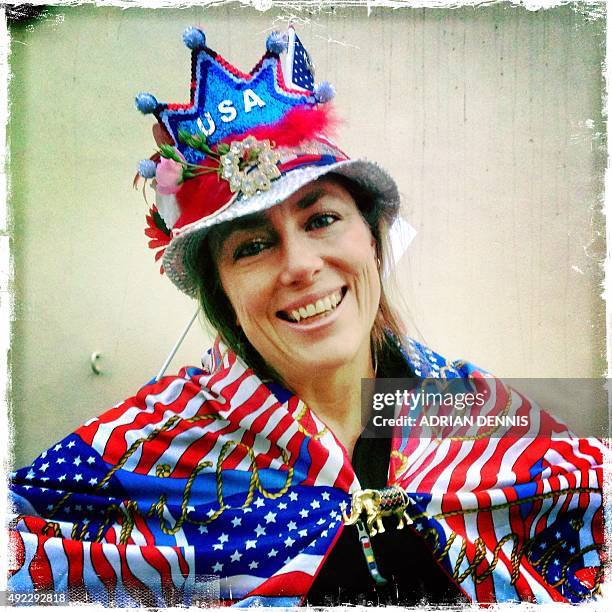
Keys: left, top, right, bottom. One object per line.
{"left": 8, "top": 338, "right": 604, "bottom": 606}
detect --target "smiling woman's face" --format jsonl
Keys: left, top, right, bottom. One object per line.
{"left": 213, "top": 178, "right": 381, "bottom": 385}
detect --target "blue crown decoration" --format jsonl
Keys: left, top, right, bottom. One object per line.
{"left": 136, "top": 27, "right": 321, "bottom": 166}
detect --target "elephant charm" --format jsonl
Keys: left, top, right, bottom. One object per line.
{"left": 342, "top": 486, "right": 413, "bottom": 536}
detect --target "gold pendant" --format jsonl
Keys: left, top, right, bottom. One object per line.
{"left": 342, "top": 485, "right": 413, "bottom": 537}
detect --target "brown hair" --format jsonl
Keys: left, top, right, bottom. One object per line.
{"left": 192, "top": 174, "right": 405, "bottom": 381}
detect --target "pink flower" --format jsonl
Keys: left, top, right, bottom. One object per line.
{"left": 155, "top": 157, "right": 183, "bottom": 195}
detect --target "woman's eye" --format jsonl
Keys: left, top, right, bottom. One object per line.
{"left": 307, "top": 213, "right": 339, "bottom": 231}
{"left": 234, "top": 240, "right": 268, "bottom": 260}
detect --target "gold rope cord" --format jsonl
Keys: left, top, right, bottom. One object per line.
{"left": 93, "top": 503, "right": 122, "bottom": 543}
{"left": 295, "top": 402, "right": 328, "bottom": 440}
{"left": 421, "top": 521, "right": 602, "bottom": 597}
{"left": 547, "top": 543, "right": 602, "bottom": 596}
{"left": 46, "top": 413, "right": 221, "bottom": 519}
{"left": 384, "top": 456, "right": 602, "bottom": 599}
{"left": 453, "top": 537, "right": 488, "bottom": 583}
{"left": 407, "top": 489, "right": 602, "bottom": 597}
{"left": 125, "top": 440, "right": 293, "bottom": 539}
{"left": 213, "top": 440, "right": 294, "bottom": 509}
{"left": 146, "top": 461, "right": 213, "bottom": 536}
{"left": 59, "top": 417, "right": 295, "bottom": 542}
{"left": 389, "top": 450, "right": 409, "bottom": 482}
{"left": 403, "top": 487, "right": 600, "bottom": 529}
{"left": 40, "top": 521, "right": 62, "bottom": 538}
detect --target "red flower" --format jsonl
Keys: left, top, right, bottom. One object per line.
{"left": 145, "top": 205, "right": 172, "bottom": 274}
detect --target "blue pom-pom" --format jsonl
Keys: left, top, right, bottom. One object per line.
{"left": 183, "top": 27, "right": 206, "bottom": 50}
{"left": 266, "top": 31, "right": 288, "bottom": 54}
{"left": 135, "top": 92, "right": 158, "bottom": 114}
{"left": 138, "top": 159, "right": 157, "bottom": 179}
{"left": 314, "top": 81, "right": 335, "bottom": 103}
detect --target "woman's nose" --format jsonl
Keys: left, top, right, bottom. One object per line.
{"left": 278, "top": 235, "right": 323, "bottom": 286}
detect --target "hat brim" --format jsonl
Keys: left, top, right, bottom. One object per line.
{"left": 162, "top": 158, "right": 400, "bottom": 297}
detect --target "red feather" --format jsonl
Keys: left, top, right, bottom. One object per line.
{"left": 246, "top": 104, "right": 340, "bottom": 148}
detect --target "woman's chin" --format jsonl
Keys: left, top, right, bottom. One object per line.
{"left": 274, "top": 338, "right": 369, "bottom": 381}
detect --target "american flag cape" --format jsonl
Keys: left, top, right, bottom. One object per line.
{"left": 8, "top": 337, "right": 605, "bottom": 606}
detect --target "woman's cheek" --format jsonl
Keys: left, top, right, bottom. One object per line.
{"left": 230, "top": 271, "right": 270, "bottom": 328}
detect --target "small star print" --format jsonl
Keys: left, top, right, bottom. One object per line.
{"left": 284, "top": 536, "right": 295, "bottom": 547}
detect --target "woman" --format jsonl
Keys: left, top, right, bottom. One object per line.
{"left": 8, "top": 26, "right": 604, "bottom": 607}
{"left": 198, "top": 176, "right": 388, "bottom": 457}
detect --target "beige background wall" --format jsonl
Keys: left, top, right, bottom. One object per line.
{"left": 8, "top": 4, "right": 606, "bottom": 466}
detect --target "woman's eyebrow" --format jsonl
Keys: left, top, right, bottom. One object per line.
{"left": 296, "top": 189, "right": 325, "bottom": 210}
{"left": 222, "top": 212, "right": 269, "bottom": 236}
{"left": 210, "top": 213, "right": 269, "bottom": 256}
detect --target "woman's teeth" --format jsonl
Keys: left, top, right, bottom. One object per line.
{"left": 288, "top": 291, "right": 343, "bottom": 323}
